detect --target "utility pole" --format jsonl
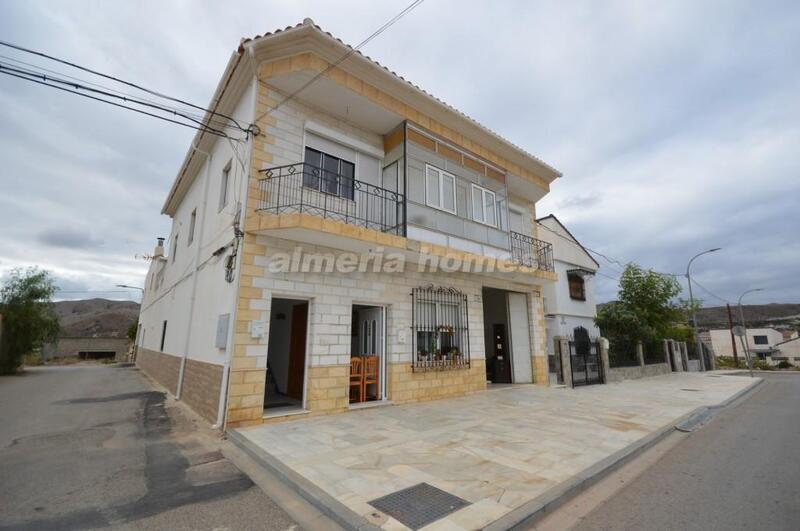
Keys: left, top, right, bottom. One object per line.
{"left": 738, "top": 288, "right": 764, "bottom": 375}
{"left": 686, "top": 248, "right": 721, "bottom": 371}
{"left": 727, "top": 303, "right": 738, "bottom": 367}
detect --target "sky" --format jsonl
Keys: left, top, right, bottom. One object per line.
{"left": 0, "top": 0, "right": 798, "bottom": 306}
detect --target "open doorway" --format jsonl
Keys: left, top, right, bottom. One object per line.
{"left": 482, "top": 287, "right": 533, "bottom": 384}
{"left": 264, "top": 298, "right": 308, "bottom": 413}
{"left": 350, "top": 305, "right": 385, "bottom": 403}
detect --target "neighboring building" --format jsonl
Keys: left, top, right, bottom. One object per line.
{"left": 774, "top": 336, "right": 800, "bottom": 364}
{"left": 708, "top": 327, "right": 786, "bottom": 361}
{"left": 42, "top": 337, "right": 130, "bottom": 361}
{"left": 136, "top": 19, "right": 563, "bottom": 428}
{"left": 536, "top": 215, "right": 601, "bottom": 382}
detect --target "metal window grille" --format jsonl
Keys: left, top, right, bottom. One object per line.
{"left": 411, "top": 286, "right": 470, "bottom": 372}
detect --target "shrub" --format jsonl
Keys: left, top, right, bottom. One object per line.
{"left": 23, "top": 352, "right": 43, "bottom": 366}
{"left": 715, "top": 356, "right": 748, "bottom": 369}
{"left": 777, "top": 360, "right": 794, "bottom": 369}
{"left": 752, "top": 359, "right": 774, "bottom": 371}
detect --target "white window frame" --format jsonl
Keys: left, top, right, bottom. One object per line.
{"left": 425, "top": 164, "right": 457, "bottom": 215}
{"left": 471, "top": 184, "right": 497, "bottom": 227}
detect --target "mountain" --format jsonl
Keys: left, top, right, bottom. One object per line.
{"left": 596, "top": 302, "right": 800, "bottom": 331}
{"left": 54, "top": 299, "right": 141, "bottom": 338}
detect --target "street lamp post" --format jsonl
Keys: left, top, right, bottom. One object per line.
{"left": 738, "top": 288, "right": 763, "bottom": 378}
{"left": 686, "top": 248, "right": 721, "bottom": 371}
{"left": 116, "top": 284, "right": 144, "bottom": 292}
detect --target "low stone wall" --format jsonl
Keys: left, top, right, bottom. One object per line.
{"left": 136, "top": 348, "right": 181, "bottom": 395}
{"left": 607, "top": 362, "right": 671, "bottom": 383}
{"left": 43, "top": 337, "right": 130, "bottom": 361}
{"left": 181, "top": 358, "right": 224, "bottom": 423}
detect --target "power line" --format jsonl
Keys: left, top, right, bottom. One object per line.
{"left": 0, "top": 67, "right": 238, "bottom": 140}
{"left": 595, "top": 270, "right": 621, "bottom": 282}
{"left": 0, "top": 39, "right": 251, "bottom": 134}
{"left": 0, "top": 61, "right": 236, "bottom": 139}
{"left": 534, "top": 220, "right": 625, "bottom": 273}
{"left": 691, "top": 278, "right": 730, "bottom": 305}
{"left": 254, "top": 0, "right": 426, "bottom": 124}
{"left": 56, "top": 290, "right": 132, "bottom": 294}
{"left": 0, "top": 53, "right": 222, "bottom": 127}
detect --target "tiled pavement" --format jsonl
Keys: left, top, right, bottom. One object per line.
{"left": 235, "top": 373, "right": 758, "bottom": 530}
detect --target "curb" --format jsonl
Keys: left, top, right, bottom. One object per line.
{"left": 484, "top": 377, "right": 764, "bottom": 531}
{"left": 229, "top": 378, "right": 764, "bottom": 531}
{"left": 227, "top": 429, "right": 382, "bottom": 531}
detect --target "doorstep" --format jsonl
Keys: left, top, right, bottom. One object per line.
{"left": 231, "top": 373, "right": 760, "bottom": 530}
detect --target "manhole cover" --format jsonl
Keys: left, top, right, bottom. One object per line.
{"left": 368, "top": 482, "right": 470, "bottom": 529}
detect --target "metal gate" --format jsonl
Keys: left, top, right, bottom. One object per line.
{"left": 570, "top": 338, "right": 603, "bottom": 386}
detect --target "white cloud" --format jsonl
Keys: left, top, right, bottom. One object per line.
{"left": 0, "top": 0, "right": 797, "bottom": 306}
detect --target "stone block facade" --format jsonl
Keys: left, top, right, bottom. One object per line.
{"left": 180, "top": 358, "right": 224, "bottom": 423}
{"left": 136, "top": 348, "right": 181, "bottom": 396}
{"left": 388, "top": 360, "right": 487, "bottom": 404}
{"left": 223, "top": 231, "right": 548, "bottom": 428}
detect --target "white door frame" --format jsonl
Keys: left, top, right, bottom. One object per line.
{"left": 353, "top": 303, "right": 388, "bottom": 401}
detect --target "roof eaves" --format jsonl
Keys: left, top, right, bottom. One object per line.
{"left": 536, "top": 214, "right": 601, "bottom": 268}
{"left": 242, "top": 18, "right": 561, "bottom": 181}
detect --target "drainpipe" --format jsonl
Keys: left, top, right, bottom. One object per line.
{"left": 214, "top": 65, "right": 257, "bottom": 430}
{"left": 176, "top": 140, "right": 213, "bottom": 400}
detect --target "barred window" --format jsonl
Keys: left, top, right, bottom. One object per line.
{"left": 568, "top": 273, "right": 586, "bottom": 301}
{"left": 411, "top": 286, "right": 470, "bottom": 371}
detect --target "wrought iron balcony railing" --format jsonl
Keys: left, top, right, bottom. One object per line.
{"left": 510, "top": 231, "right": 555, "bottom": 272}
{"left": 257, "top": 162, "right": 406, "bottom": 236}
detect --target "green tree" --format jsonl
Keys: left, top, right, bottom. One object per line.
{"left": 127, "top": 321, "right": 138, "bottom": 342}
{"left": 595, "top": 263, "right": 683, "bottom": 344}
{"left": 0, "top": 268, "right": 60, "bottom": 374}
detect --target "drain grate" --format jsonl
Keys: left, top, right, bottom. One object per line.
{"left": 680, "top": 388, "right": 701, "bottom": 392}
{"left": 368, "top": 482, "right": 470, "bottom": 529}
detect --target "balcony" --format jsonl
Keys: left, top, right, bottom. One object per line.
{"left": 252, "top": 163, "right": 555, "bottom": 284}
{"left": 257, "top": 162, "right": 405, "bottom": 236}
{"left": 510, "top": 231, "right": 554, "bottom": 272}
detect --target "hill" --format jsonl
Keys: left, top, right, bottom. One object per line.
{"left": 54, "top": 298, "right": 141, "bottom": 338}
{"left": 597, "top": 302, "right": 800, "bottom": 331}
{"left": 696, "top": 303, "right": 800, "bottom": 329}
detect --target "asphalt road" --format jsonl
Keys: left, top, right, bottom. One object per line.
{"left": 573, "top": 372, "right": 800, "bottom": 531}
{"left": 0, "top": 364, "right": 298, "bottom": 531}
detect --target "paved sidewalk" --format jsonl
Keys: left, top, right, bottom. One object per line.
{"left": 234, "top": 373, "right": 758, "bottom": 530}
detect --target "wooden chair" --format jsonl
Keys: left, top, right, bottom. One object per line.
{"left": 349, "top": 357, "right": 364, "bottom": 403}
{"left": 363, "top": 356, "right": 379, "bottom": 401}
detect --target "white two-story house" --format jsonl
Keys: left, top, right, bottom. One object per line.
{"left": 136, "top": 19, "right": 563, "bottom": 429}
{"left": 536, "top": 215, "right": 601, "bottom": 382}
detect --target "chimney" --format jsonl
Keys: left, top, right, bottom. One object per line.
{"left": 153, "top": 237, "right": 165, "bottom": 258}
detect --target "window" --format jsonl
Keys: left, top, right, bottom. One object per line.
{"left": 568, "top": 273, "right": 586, "bottom": 301}
{"left": 219, "top": 161, "right": 231, "bottom": 211}
{"left": 303, "top": 147, "right": 355, "bottom": 200}
{"left": 187, "top": 209, "right": 196, "bottom": 245}
{"left": 171, "top": 234, "right": 178, "bottom": 262}
{"left": 753, "top": 335, "right": 769, "bottom": 345}
{"left": 411, "top": 286, "right": 469, "bottom": 370}
{"left": 425, "top": 164, "right": 456, "bottom": 214}
{"left": 160, "top": 320, "right": 168, "bottom": 351}
{"left": 471, "top": 184, "right": 497, "bottom": 226}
